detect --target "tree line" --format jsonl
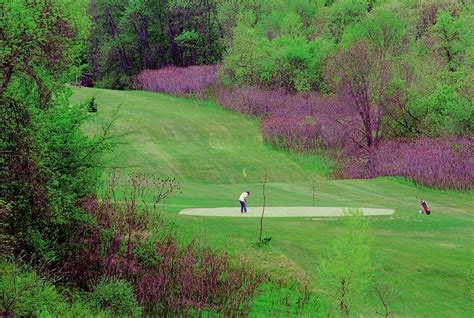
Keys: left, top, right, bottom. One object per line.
{"left": 89, "top": 0, "right": 473, "bottom": 139}
{"left": 88, "top": 0, "right": 227, "bottom": 88}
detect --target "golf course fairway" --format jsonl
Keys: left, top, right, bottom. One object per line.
{"left": 72, "top": 87, "right": 473, "bottom": 317}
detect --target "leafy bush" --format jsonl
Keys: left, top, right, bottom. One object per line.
{"left": 1, "top": 262, "right": 63, "bottom": 317}
{"left": 0, "top": 261, "right": 106, "bottom": 318}
{"left": 134, "top": 239, "right": 160, "bottom": 269}
{"left": 64, "top": 301, "right": 111, "bottom": 318}
{"left": 87, "top": 97, "right": 98, "bottom": 113}
{"left": 91, "top": 278, "right": 142, "bottom": 318}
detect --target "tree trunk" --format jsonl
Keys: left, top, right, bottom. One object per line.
{"left": 368, "top": 146, "right": 377, "bottom": 178}
{"left": 259, "top": 173, "right": 267, "bottom": 244}
{"left": 104, "top": 9, "right": 131, "bottom": 74}
{"left": 1, "top": 65, "right": 14, "bottom": 95}
{"left": 139, "top": 17, "right": 154, "bottom": 69}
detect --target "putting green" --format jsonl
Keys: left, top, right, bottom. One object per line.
{"left": 179, "top": 207, "right": 394, "bottom": 217}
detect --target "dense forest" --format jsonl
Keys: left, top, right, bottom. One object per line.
{"left": 1, "top": 0, "right": 473, "bottom": 317}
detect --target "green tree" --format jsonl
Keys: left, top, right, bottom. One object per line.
{"left": 221, "top": 16, "right": 270, "bottom": 86}
{"left": 222, "top": 4, "right": 335, "bottom": 92}
{"left": 267, "top": 36, "right": 334, "bottom": 92}
{"left": 317, "top": 210, "right": 373, "bottom": 317}
{"left": 341, "top": 9, "right": 405, "bottom": 52}
{"left": 424, "top": 74, "right": 474, "bottom": 135}
{"left": 432, "top": 10, "right": 471, "bottom": 72}
{"left": 324, "top": 0, "right": 369, "bottom": 42}
{"left": 1, "top": 0, "right": 90, "bottom": 106}
{"left": 175, "top": 30, "right": 203, "bottom": 66}
{"left": 88, "top": 0, "right": 134, "bottom": 88}
{"left": 1, "top": 0, "right": 111, "bottom": 262}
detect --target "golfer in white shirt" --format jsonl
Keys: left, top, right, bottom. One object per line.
{"left": 239, "top": 191, "right": 250, "bottom": 213}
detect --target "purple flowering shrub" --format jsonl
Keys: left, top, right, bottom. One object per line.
{"left": 216, "top": 86, "right": 356, "bottom": 151}
{"left": 136, "top": 65, "right": 219, "bottom": 97}
{"left": 214, "top": 85, "right": 472, "bottom": 190}
{"left": 215, "top": 85, "right": 288, "bottom": 116}
{"left": 341, "top": 137, "right": 474, "bottom": 190}
{"left": 261, "top": 102, "right": 322, "bottom": 151}
{"left": 261, "top": 93, "right": 358, "bottom": 151}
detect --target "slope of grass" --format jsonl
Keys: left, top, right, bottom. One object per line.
{"left": 72, "top": 87, "right": 473, "bottom": 317}
{"left": 74, "top": 88, "right": 332, "bottom": 183}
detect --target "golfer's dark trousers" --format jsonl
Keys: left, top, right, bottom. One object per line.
{"left": 240, "top": 200, "right": 247, "bottom": 212}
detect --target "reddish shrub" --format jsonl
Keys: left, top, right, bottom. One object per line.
{"left": 214, "top": 85, "right": 472, "bottom": 190}
{"left": 137, "top": 239, "right": 263, "bottom": 316}
{"left": 63, "top": 173, "right": 265, "bottom": 316}
{"left": 261, "top": 93, "right": 357, "bottom": 151}
{"left": 215, "top": 86, "right": 356, "bottom": 151}
{"left": 342, "top": 137, "right": 474, "bottom": 190}
{"left": 215, "top": 85, "right": 288, "bottom": 116}
{"left": 136, "top": 65, "right": 219, "bottom": 97}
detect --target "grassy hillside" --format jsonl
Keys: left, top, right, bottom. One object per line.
{"left": 75, "top": 87, "right": 331, "bottom": 183}
{"left": 72, "top": 87, "right": 473, "bottom": 317}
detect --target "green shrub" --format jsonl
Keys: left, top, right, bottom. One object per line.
{"left": 134, "top": 239, "right": 160, "bottom": 269}
{"left": 63, "top": 301, "right": 111, "bottom": 318}
{"left": 1, "top": 262, "right": 62, "bottom": 317}
{"left": 1, "top": 261, "right": 108, "bottom": 318}
{"left": 91, "top": 278, "right": 142, "bottom": 318}
{"left": 87, "top": 97, "right": 98, "bottom": 113}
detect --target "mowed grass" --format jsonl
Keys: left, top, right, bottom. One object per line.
{"left": 74, "top": 87, "right": 331, "bottom": 183}
{"left": 72, "top": 87, "right": 473, "bottom": 317}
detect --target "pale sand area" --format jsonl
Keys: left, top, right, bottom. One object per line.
{"left": 179, "top": 207, "right": 395, "bottom": 217}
